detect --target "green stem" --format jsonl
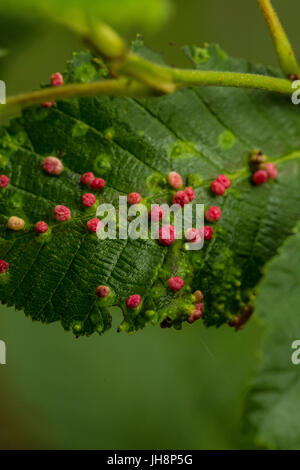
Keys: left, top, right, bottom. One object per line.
{"left": 4, "top": 78, "right": 152, "bottom": 110}
{"left": 3, "top": 46, "right": 294, "bottom": 112}
{"left": 117, "top": 52, "right": 293, "bottom": 95}
{"left": 170, "top": 67, "right": 292, "bottom": 94}
{"left": 257, "top": 0, "right": 300, "bottom": 77}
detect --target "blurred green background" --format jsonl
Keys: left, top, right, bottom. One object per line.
{"left": 0, "top": 0, "right": 299, "bottom": 450}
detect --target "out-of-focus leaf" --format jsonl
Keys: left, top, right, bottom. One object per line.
{"left": 244, "top": 221, "right": 300, "bottom": 449}
{"left": 0, "top": 50, "right": 8, "bottom": 59}
{"left": 0, "top": 0, "right": 173, "bottom": 34}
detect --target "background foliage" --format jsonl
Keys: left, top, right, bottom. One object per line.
{"left": 0, "top": 0, "right": 300, "bottom": 450}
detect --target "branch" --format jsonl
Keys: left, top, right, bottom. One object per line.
{"left": 2, "top": 17, "right": 295, "bottom": 113}
{"left": 3, "top": 78, "right": 153, "bottom": 111}
{"left": 256, "top": 0, "right": 300, "bottom": 77}
{"left": 116, "top": 52, "right": 293, "bottom": 95}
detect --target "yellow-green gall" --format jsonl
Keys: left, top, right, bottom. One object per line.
{"left": 7, "top": 216, "right": 25, "bottom": 231}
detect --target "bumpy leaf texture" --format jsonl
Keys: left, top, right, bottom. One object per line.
{"left": 244, "top": 220, "right": 300, "bottom": 450}
{"left": 0, "top": 44, "right": 300, "bottom": 336}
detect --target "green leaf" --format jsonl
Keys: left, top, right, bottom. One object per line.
{"left": 0, "top": 49, "right": 8, "bottom": 59}
{"left": 1, "top": 45, "right": 300, "bottom": 337}
{"left": 244, "top": 221, "right": 300, "bottom": 450}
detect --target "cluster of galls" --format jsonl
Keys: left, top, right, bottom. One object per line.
{"left": 168, "top": 171, "right": 195, "bottom": 207}
{"left": 0, "top": 151, "right": 108, "bottom": 282}
{"left": 160, "top": 289, "right": 204, "bottom": 328}
{"left": 210, "top": 174, "right": 231, "bottom": 196}
{"left": 157, "top": 171, "right": 222, "bottom": 246}
{"left": 250, "top": 150, "right": 278, "bottom": 185}
{"left": 40, "top": 158, "right": 107, "bottom": 233}
{"left": 0, "top": 165, "right": 220, "bottom": 331}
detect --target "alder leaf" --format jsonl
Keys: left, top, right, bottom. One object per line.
{"left": 1, "top": 45, "right": 300, "bottom": 336}
{"left": 244, "top": 221, "right": 300, "bottom": 450}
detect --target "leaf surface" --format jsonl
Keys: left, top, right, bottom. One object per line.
{"left": 1, "top": 45, "right": 300, "bottom": 336}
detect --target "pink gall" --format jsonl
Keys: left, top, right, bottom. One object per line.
{"left": 82, "top": 193, "right": 96, "bottom": 207}
{"left": 205, "top": 206, "right": 222, "bottom": 222}
{"left": 128, "top": 192, "right": 142, "bottom": 205}
{"left": 159, "top": 225, "right": 177, "bottom": 246}
{"left": 42, "top": 101, "right": 54, "bottom": 108}
{"left": 168, "top": 171, "right": 183, "bottom": 189}
{"left": 0, "top": 260, "right": 9, "bottom": 274}
{"left": 184, "top": 187, "right": 195, "bottom": 202}
{"left": 265, "top": 162, "right": 278, "bottom": 180}
{"left": 87, "top": 218, "right": 102, "bottom": 233}
{"left": 210, "top": 180, "right": 226, "bottom": 196}
{"left": 0, "top": 175, "right": 9, "bottom": 188}
{"left": 185, "top": 228, "right": 202, "bottom": 243}
{"left": 202, "top": 225, "right": 214, "bottom": 241}
{"left": 185, "top": 228, "right": 199, "bottom": 241}
{"left": 80, "top": 172, "right": 95, "bottom": 185}
{"left": 43, "top": 156, "right": 63, "bottom": 176}
{"left": 53, "top": 205, "right": 71, "bottom": 222}
{"left": 172, "top": 190, "right": 189, "bottom": 207}
{"left": 126, "top": 294, "right": 142, "bottom": 309}
{"left": 216, "top": 174, "right": 231, "bottom": 189}
{"left": 252, "top": 170, "right": 268, "bottom": 185}
{"left": 188, "top": 309, "right": 203, "bottom": 324}
{"left": 168, "top": 276, "right": 184, "bottom": 291}
{"left": 195, "top": 303, "right": 204, "bottom": 313}
{"left": 51, "top": 72, "right": 64, "bottom": 87}
{"left": 96, "top": 285, "right": 111, "bottom": 298}
{"left": 35, "top": 221, "right": 49, "bottom": 234}
{"left": 91, "top": 177, "right": 105, "bottom": 190}
{"left": 149, "top": 205, "right": 164, "bottom": 222}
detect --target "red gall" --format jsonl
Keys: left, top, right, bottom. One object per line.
{"left": 51, "top": 72, "right": 64, "bottom": 87}
{"left": 43, "top": 156, "right": 63, "bottom": 176}
{"left": 205, "top": 206, "right": 222, "bottom": 222}
{"left": 96, "top": 285, "right": 111, "bottom": 298}
{"left": 168, "top": 276, "right": 184, "bottom": 291}
{"left": 91, "top": 177, "right": 105, "bottom": 190}
{"left": 210, "top": 180, "right": 226, "bottom": 196}
{"left": 158, "top": 225, "right": 177, "bottom": 246}
{"left": 82, "top": 193, "right": 96, "bottom": 207}
{"left": 184, "top": 187, "right": 195, "bottom": 202}
{"left": 128, "top": 192, "right": 142, "bottom": 205}
{"left": 87, "top": 218, "right": 102, "bottom": 233}
{"left": 0, "top": 174, "right": 9, "bottom": 188}
{"left": 42, "top": 101, "right": 54, "bottom": 108}
{"left": 252, "top": 170, "right": 268, "bottom": 185}
{"left": 126, "top": 294, "right": 142, "bottom": 309}
{"left": 0, "top": 260, "right": 9, "bottom": 274}
{"left": 53, "top": 205, "right": 71, "bottom": 222}
{"left": 149, "top": 205, "right": 164, "bottom": 222}
{"left": 172, "top": 190, "right": 189, "bottom": 207}
{"left": 80, "top": 172, "right": 95, "bottom": 185}
{"left": 35, "top": 221, "right": 49, "bottom": 234}
{"left": 216, "top": 174, "right": 231, "bottom": 189}
{"left": 202, "top": 225, "right": 214, "bottom": 241}
{"left": 265, "top": 162, "right": 278, "bottom": 180}
{"left": 168, "top": 171, "right": 183, "bottom": 189}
